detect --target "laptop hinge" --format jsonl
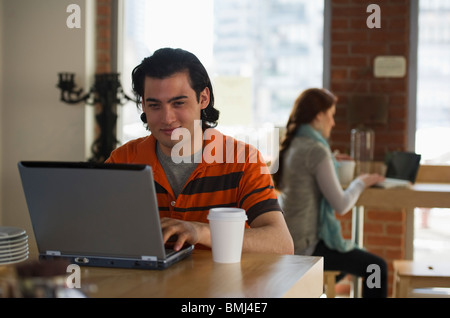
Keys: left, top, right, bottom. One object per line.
{"left": 141, "top": 256, "right": 157, "bottom": 261}
{"left": 46, "top": 250, "right": 61, "bottom": 256}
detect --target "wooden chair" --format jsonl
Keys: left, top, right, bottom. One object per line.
{"left": 324, "top": 270, "right": 340, "bottom": 298}
{"left": 393, "top": 260, "right": 450, "bottom": 298}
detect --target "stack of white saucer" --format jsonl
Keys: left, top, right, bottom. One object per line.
{"left": 0, "top": 226, "right": 29, "bottom": 265}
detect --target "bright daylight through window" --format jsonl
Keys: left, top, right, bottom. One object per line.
{"left": 415, "top": 0, "right": 450, "bottom": 165}
{"left": 414, "top": 0, "right": 450, "bottom": 281}
{"left": 118, "top": 0, "right": 324, "bottom": 162}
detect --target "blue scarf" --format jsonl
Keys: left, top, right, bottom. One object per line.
{"left": 296, "top": 124, "right": 356, "bottom": 253}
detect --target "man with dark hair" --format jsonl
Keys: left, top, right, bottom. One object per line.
{"left": 106, "top": 48, "right": 293, "bottom": 255}
{"left": 132, "top": 48, "right": 219, "bottom": 131}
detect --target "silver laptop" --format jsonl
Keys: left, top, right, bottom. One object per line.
{"left": 18, "top": 161, "right": 193, "bottom": 270}
{"left": 374, "top": 151, "right": 421, "bottom": 188}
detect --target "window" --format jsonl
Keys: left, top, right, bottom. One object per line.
{"left": 118, "top": 0, "right": 325, "bottom": 161}
{"left": 415, "top": 0, "right": 450, "bottom": 165}
{"left": 413, "top": 0, "right": 450, "bottom": 270}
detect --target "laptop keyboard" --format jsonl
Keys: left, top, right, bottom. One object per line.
{"left": 165, "top": 248, "right": 176, "bottom": 257}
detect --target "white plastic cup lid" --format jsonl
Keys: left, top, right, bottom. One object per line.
{"left": 207, "top": 208, "right": 248, "bottom": 221}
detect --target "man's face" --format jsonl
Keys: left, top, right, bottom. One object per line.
{"left": 142, "top": 71, "right": 210, "bottom": 156}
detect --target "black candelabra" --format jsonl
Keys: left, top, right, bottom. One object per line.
{"left": 57, "top": 72, "right": 135, "bottom": 162}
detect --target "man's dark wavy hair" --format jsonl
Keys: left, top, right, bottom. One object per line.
{"left": 132, "top": 48, "right": 219, "bottom": 130}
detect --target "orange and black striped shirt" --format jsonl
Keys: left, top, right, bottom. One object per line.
{"left": 105, "top": 129, "right": 282, "bottom": 226}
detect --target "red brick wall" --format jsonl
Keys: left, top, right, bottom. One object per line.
{"left": 96, "top": 0, "right": 112, "bottom": 73}
{"left": 330, "top": 0, "right": 410, "bottom": 159}
{"left": 330, "top": 0, "right": 410, "bottom": 297}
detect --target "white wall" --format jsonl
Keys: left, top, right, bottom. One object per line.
{"left": 1, "top": 0, "right": 95, "bottom": 258}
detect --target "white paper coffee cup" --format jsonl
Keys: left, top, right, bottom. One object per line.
{"left": 337, "top": 160, "right": 356, "bottom": 185}
{"left": 207, "top": 208, "right": 248, "bottom": 263}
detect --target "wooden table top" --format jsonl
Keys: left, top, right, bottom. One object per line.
{"left": 394, "top": 260, "right": 450, "bottom": 278}
{"left": 356, "top": 182, "right": 450, "bottom": 209}
{"left": 79, "top": 250, "right": 323, "bottom": 298}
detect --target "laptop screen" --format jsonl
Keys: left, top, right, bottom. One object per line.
{"left": 385, "top": 151, "right": 421, "bottom": 183}
{"left": 18, "top": 161, "right": 167, "bottom": 260}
